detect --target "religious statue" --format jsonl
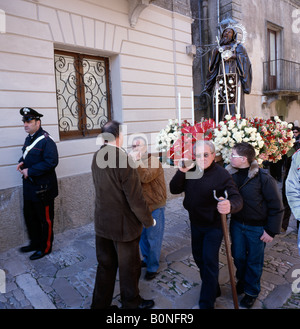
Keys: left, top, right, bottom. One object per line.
{"left": 202, "top": 19, "right": 252, "bottom": 122}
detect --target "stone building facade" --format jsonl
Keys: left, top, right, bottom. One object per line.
{"left": 191, "top": 0, "right": 300, "bottom": 123}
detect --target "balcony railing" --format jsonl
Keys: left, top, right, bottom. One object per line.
{"left": 263, "top": 59, "right": 300, "bottom": 94}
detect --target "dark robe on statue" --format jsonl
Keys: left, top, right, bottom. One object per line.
{"left": 204, "top": 42, "right": 252, "bottom": 120}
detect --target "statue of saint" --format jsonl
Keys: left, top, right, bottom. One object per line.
{"left": 203, "top": 19, "right": 252, "bottom": 121}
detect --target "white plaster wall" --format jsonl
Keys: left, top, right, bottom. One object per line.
{"left": 0, "top": 0, "right": 193, "bottom": 190}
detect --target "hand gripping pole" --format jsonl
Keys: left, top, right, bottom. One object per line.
{"left": 213, "top": 190, "right": 239, "bottom": 309}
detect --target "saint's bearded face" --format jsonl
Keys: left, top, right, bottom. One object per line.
{"left": 220, "top": 28, "right": 234, "bottom": 45}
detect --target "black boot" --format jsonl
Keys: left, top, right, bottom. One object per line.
{"left": 240, "top": 294, "right": 256, "bottom": 308}
{"left": 19, "top": 244, "right": 37, "bottom": 253}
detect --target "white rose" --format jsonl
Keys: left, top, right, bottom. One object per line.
{"left": 228, "top": 120, "right": 235, "bottom": 129}
{"left": 241, "top": 119, "right": 247, "bottom": 127}
{"left": 234, "top": 132, "right": 243, "bottom": 143}
{"left": 222, "top": 128, "right": 228, "bottom": 136}
{"left": 256, "top": 133, "right": 262, "bottom": 141}
{"left": 222, "top": 149, "right": 231, "bottom": 164}
{"left": 215, "top": 130, "right": 223, "bottom": 138}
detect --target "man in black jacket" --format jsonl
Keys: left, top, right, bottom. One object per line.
{"left": 226, "top": 142, "right": 283, "bottom": 308}
{"left": 17, "top": 108, "right": 58, "bottom": 260}
{"left": 170, "top": 140, "right": 243, "bottom": 309}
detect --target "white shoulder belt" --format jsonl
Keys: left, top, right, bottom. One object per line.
{"left": 23, "top": 135, "right": 45, "bottom": 159}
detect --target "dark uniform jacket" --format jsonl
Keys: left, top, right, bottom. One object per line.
{"left": 226, "top": 161, "right": 284, "bottom": 236}
{"left": 91, "top": 144, "right": 154, "bottom": 242}
{"left": 19, "top": 127, "right": 59, "bottom": 202}
{"left": 170, "top": 161, "right": 243, "bottom": 227}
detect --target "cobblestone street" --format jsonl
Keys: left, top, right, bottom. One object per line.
{"left": 0, "top": 196, "right": 299, "bottom": 310}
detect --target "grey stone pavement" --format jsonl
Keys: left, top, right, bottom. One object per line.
{"left": 0, "top": 196, "right": 300, "bottom": 310}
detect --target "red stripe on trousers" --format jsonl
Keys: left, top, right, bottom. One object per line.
{"left": 44, "top": 205, "right": 52, "bottom": 253}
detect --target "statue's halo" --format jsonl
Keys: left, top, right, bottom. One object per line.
{"left": 232, "top": 23, "right": 248, "bottom": 45}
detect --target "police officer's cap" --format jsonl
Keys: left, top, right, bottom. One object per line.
{"left": 20, "top": 107, "right": 43, "bottom": 121}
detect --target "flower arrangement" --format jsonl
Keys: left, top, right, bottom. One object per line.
{"left": 167, "top": 119, "right": 215, "bottom": 164}
{"left": 155, "top": 119, "right": 181, "bottom": 152}
{"left": 249, "top": 116, "right": 295, "bottom": 163}
{"left": 181, "top": 119, "right": 216, "bottom": 141}
{"left": 157, "top": 115, "right": 295, "bottom": 166}
{"left": 156, "top": 119, "right": 215, "bottom": 165}
{"left": 213, "top": 114, "right": 264, "bottom": 164}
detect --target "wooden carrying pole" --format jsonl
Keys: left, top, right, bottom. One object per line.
{"left": 213, "top": 190, "right": 239, "bottom": 309}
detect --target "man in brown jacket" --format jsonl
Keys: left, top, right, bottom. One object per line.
{"left": 130, "top": 136, "right": 167, "bottom": 280}
{"left": 91, "top": 121, "right": 155, "bottom": 309}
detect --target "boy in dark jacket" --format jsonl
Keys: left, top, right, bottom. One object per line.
{"left": 170, "top": 140, "right": 243, "bottom": 309}
{"left": 226, "top": 142, "right": 283, "bottom": 308}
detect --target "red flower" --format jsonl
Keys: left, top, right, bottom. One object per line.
{"left": 168, "top": 119, "right": 215, "bottom": 162}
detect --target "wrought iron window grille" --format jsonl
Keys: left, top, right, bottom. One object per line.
{"left": 54, "top": 50, "right": 111, "bottom": 140}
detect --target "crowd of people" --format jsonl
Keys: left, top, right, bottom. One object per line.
{"left": 89, "top": 120, "right": 298, "bottom": 309}
{"left": 17, "top": 113, "right": 300, "bottom": 310}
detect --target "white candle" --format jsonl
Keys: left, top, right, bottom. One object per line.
{"left": 178, "top": 93, "right": 181, "bottom": 125}
{"left": 215, "top": 87, "right": 219, "bottom": 126}
{"left": 237, "top": 81, "right": 241, "bottom": 118}
{"left": 191, "top": 90, "right": 194, "bottom": 126}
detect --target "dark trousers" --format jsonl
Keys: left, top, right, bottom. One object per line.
{"left": 230, "top": 220, "right": 265, "bottom": 297}
{"left": 191, "top": 223, "right": 223, "bottom": 309}
{"left": 23, "top": 199, "right": 54, "bottom": 253}
{"left": 269, "top": 159, "right": 283, "bottom": 181}
{"left": 91, "top": 235, "right": 142, "bottom": 309}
